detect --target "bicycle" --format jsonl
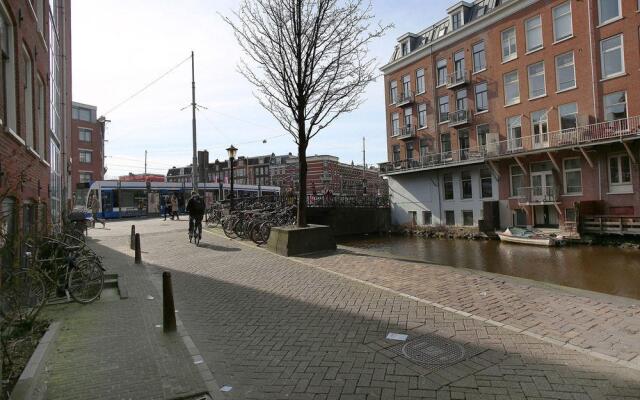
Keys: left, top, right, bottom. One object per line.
{"left": 189, "top": 217, "right": 203, "bottom": 246}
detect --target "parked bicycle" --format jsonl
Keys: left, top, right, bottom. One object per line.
{"left": 221, "top": 204, "right": 296, "bottom": 245}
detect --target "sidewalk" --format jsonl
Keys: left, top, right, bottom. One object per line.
{"left": 37, "top": 221, "right": 211, "bottom": 400}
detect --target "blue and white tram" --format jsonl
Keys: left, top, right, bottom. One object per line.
{"left": 81, "top": 181, "right": 280, "bottom": 219}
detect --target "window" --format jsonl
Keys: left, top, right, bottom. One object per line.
{"left": 422, "top": 211, "right": 432, "bottom": 225}
{"left": 79, "top": 150, "right": 92, "bottom": 163}
{"left": 531, "top": 109, "right": 549, "bottom": 146}
{"left": 456, "top": 89, "right": 467, "bottom": 111}
{"left": 463, "top": 211, "right": 474, "bottom": 226}
{"left": 555, "top": 52, "right": 576, "bottom": 91}
{"left": 23, "top": 46, "right": 34, "bottom": 148}
{"left": 392, "top": 145, "right": 400, "bottom": 162}
{"left": 609, "top": 154, "right": 631, "bottom": 189}
{"left": 0, "top": 8, "right": 16, "bottom": 133}
{"left": 443, "top": 174, "right": 454, "bottom": 200}
{"left": 553, "top": 2, "right": 573, "bottom": 42}
{"left": 79, "top": 172, "right": 92, "bottom": 183}
{"left": 598, "top": 0, "right": 621, "bottom": 25}
{"left": 416, "top": 68, "right": 425, "bottom": 94}
{"left": 436, "top": 59, "right": 447, "bottom": 87}
{"left": 391, "top": 112, "right": 399, "bottom": 135}
{"left": 36, "top": 76, "right": 45, "bottom": 158}
{"left": 475, "top": 82, "right": 488, "bottom": 113}
{"left": 404, "top": 107, "right": 413, "bottom": 127}
{"left": 472, "top": 41, "right": 486, "bottom": 72}
{"left": 525, "top": 15, "right": 543, "bottom": 52}
{"left": 565, "top": 208, "right": 576, "bottom": 223}
{"left": 36, "top": 0, "right": 44, "bottom": 33}
{"left": 604, "top": 91, "right": 627, "bottom": 121}
{"left": 559, "top": 103, "right": 578, "bottom": 130}
{"left": 438, "top": 95, "right": 449, "bottom": 122}
{"left": 481, "top": 168, "right": 492, "bottom": 198}
{"left": 389, "top": 80, "right": 397, "bottom": 103}
{"left": 459, "top": 129, "right": 470, "bottom": 160}
{"left": 453, "top": 50, "right": 465, "bottom": 78}
{"left": 600, "top": 34, "right": 624, "bottom": 79}
{"left": 79, "top": 128, "right": 92, "bottom": 142}
{"left": 452, "top": 12, "right": 462, "bottom": 30}
{"left": 528, "top": 61, "right": 546, "bottom": 99}
{"left": 476, "top": 124, "right": 489, "bottom": 150}
{"left": 445, "top": 210, "right": 455, "bottom": 226}
{"left": 510, "top": 165, "right": 525, "bottom": 197}
{"left": 420, "top": 138, "right": 429, "bottom": 160}
{"left": 441, "top": 133, "right": 451, "bottom": 156}
{"left": 406, "top": 143, "right": 415, "bottom": 161}
{"left": 563, "top": 158, "right": 582, "bottom": 194}
{"left": 501, "top": 27, "right": 517, "bottom": 62}
{"left": 408, "top": 211, "right": 417, "bottom": 225}
{"left": 461, "top": 171, "right": 472, "bottom": 199}
{"left": 504, "top": 71, "right": 520, "bottom": 105}
{"left": 72, "top": 107, "right": 93, "bottom": 122}
{"left": 401, "top": 41, "right": 409, "bottom": 56}
{"left": 402, "top": 75, "right": 410, "bottom": 95}
{"left": 507, "top": 116, "right": 522, "bottom": 150}
{"left": 418, "top": 103, "right": 427, "bottom": 128}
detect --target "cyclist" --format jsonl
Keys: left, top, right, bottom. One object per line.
{"left": 186, "top": 190, "right": 205, "bottom": 242}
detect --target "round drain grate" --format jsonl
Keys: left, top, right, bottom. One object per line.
{"left": 401, "top": 336, "right": 466, "bottom": 365}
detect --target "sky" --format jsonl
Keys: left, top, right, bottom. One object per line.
{"left": 71, "top": 0, "right": 450, "bottom": 179}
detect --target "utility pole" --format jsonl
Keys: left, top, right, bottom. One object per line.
{"left": 191, "top": 50, "right": 198, "bottom": 192}
{"left": 144, "top": 150, "right": 147, "bottom": 178}
{"left": 144, "top": 149, "right": 149, "bottom": 215}
{"left": 362, "top": 137, "right": 367, "bottom": 195}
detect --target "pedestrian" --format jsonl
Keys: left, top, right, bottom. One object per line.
{"left": 161, "top": 195, "right": 169, "bottom": 221}
{"left": 171, "top": 193, "right": 179, "bottom": 220}
{"left": 90, "top": 194, "right": 105, "bottom": 228}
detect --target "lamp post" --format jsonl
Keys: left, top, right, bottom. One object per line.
{"left": 227, "top": 145, "right": 237, "bottom": 211}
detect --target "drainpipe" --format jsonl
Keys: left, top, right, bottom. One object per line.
{"left": 587, "top": 0, "right": 598, "bottom": 121}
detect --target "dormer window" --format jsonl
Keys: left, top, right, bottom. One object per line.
{"left": 452, "top": 12, "right": 462, "bottom": 30}
{"left": 401, "top": 41, "right": 409, "bottom": 56}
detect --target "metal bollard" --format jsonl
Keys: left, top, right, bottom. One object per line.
{"left": 130, "top": 225, "right": 136, "bottom": 250}
{"left": 162, "top": 272, "right": 177, "bottom": 333}
{"left": 134, "top": 233, "right": 142, "bottom": 264}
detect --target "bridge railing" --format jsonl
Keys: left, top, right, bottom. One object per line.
{"left": 228, "top": 194, "right": 390, "bottom": 210}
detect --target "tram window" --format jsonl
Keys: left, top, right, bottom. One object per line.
{"left": 112, "top": 190, "right": 120, "bottom": 208}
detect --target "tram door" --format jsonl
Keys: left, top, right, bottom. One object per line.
{"left": 101, "top": 190, "right": 114, "bottom": 218}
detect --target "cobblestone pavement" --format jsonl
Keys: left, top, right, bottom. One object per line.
{"left": 38, "top": 220, "right": 210, "bottom": 400}
{"left": 294, "top": 247, "right": 640, "bottom": 365}
{"left": 91, "top": 219, "right": 640, "bottom": 399}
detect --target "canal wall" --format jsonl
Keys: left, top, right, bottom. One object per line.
{"left": 307, "top": 208, "right": 390, "bottom": 236}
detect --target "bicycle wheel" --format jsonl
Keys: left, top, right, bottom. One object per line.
{"left": 0, "top": 270, "right": 47, "bottom": 326}
{"left": 68, "top": 260, "right": 104, "bottom": 304}
{"left": 222, "top": 217, "right": 238, "bottom": 239}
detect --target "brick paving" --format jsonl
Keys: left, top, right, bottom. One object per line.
{"left": 85, "top": 218, "right": 640, "bottom": 399}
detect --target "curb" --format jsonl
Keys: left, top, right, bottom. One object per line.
{"left": 10, "top": 321, "right": 62, "bottom": 400}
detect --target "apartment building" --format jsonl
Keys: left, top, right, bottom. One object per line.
{"left": 381, "top": 0, "right": 640, "bottom": 230}
{"left": 0, "top": 0, "right": 72, "bottom": 246}
{"left": 71, "top": 102, "right": 105, "bottom": 199}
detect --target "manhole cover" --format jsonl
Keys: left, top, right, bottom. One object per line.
{"left": 401, "top": 337, "right": 466, "bottom": 365}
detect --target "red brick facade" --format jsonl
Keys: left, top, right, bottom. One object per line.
{"left": 71, "top": 102, "right": 104, "bottom": 196}
{"left": 382, "top": 0, "right": 640, "bottom": 228}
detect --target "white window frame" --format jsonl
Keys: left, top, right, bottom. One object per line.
{"left": 527, "top": 61, "right": 546, "bottom": 100}
{"left": 510, "top": 164, "right": 525, "bottom": 197}
{"left": 0, "top": 4, "right": 16, "bottom": 134}
{"left": 472, "top": 41, "right": 486, "bottom": 73}
{"left": 507, "top": 115, "right": 522, "bottom": 151}
{"left": 603, "top": 91, "right": 627, "bottom": 121}
{"left": 501, "top": 27, "right": 517, "bottom": 62}
{"left": 555, "top": 51, "right": 576, "bottom": 92}
{"left": 608, "top": 154, "right": 632, "bottom": 192}
{"left": 503, "top": 70, "right": 520, "bottom": 106}
{"left": 552, "top": 1, "right": 573, "bottom": 43}
{"left": 600, "top": 34, "right": 625, "bottom": 79}
{"left": 563, "top": 157, "right": 582, "bottom": 195}
{"left": 597, "top": 0, "right": 622, "bottom": 26}
{"left": 416, "top": 68, "right": 425, "bottom": 94}
{"left": 474, "top": 82, "right": 488, "bottom": 113}
{"left": 36, "top": 75, "right": 45, "bottom": 158}
{"left": 525, "top": 15, "right": 543, "bottom": 53}
{"left": 558, "top": 102, "right": 578, "bottom": 130}
{"left": 22, "top": 45, "right": 34, "bottom": 149}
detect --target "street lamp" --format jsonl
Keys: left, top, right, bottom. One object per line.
{"left": 227, "top": 145, "right": 238, "bottom": 211}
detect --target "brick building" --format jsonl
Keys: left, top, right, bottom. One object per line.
{"left": 71, "top": 102, "right": 105, "bottom": 197}
{"left": 118, "top": 173, "right": 165, "bottom": 182}
{"left": 381, "top": 0, "right": 640, "bottom": 229}
{"left": 0, "top": 0, "right": 72, "bottom": 247}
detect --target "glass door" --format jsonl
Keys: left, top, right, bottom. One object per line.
{"left": 532, "top": 110, "right": 549, "bottom": 149}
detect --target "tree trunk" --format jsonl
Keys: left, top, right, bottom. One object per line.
{"left": 297, "top": 140, "right": 308, "bottom": 227}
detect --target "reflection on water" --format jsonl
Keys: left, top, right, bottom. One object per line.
{"left": 339, "top": 236, "right": 640, "bottom": 300}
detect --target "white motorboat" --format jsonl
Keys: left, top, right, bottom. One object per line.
{"left": 497, "top": 227, "right": 557, "bottom": 246}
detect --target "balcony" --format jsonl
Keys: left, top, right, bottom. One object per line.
{"left": 485, "top": 115, "right": 640, "bottom": 159}
{"left": 516, "top": 186, "right": 560, "bottom": 206}
{"left": 449, "top": 109, "right": 471, "bottom": 127}
{"left": 380, "top": 145, "right": 487, "bottom": 175}
{"left": 396, "top": 91, "right": 414, "bottom": 106}
{"left": 394, "top": 125, "right": 416, "bottom": 140}
{"left": 447, "top": 70, "right": 469, "bottom": 89}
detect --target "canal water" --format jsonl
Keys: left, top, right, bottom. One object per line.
{"left": 339, "top": 235, "right": 640, "bottom": 300}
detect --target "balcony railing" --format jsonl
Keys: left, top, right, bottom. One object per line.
{"left": 396, "top": 125, "right": 416, "bottom": 140}
{"left": 516, "top": 186, "right": 560, "bottom": 205}
{"left": 397, "top": 91, "right": 414, "bottom": 106}
{"left": 380, "top": 145, "right": 487, "bottom": 175}
{"left": 486, "top": 115, "right": 640, "bottom": 158}
{"left": 449, "top": 109, "right": 470, "bottom": 127}
{"left": 447, "top": 70, "right": 469, "bottom": 88}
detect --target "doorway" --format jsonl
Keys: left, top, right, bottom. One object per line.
{"left": 533, "top": 205, "right": 559, "bottom": 228}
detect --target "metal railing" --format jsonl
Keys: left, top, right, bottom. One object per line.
{"left": 447, "top": 70, "right": 469, "bottom": 88}
{"left": 396, "top": 125, "right": 416, "bottom": 139}
{"left": 306, "top": 194, "right": 390, "bottom": 208}
{"left": 486, "top": 115, "right": 640, "bottom": 158}
{"left": 515, "top": 186, "right": 559, "bottom": 205}
{"left": 380, "top": 145, "right": 487, "bottom": 174}
{"left": 397, "top": 91, "right": 414, "bottom": 106}
{"left": 449, "top": 109, "right": 470, "bottom": 127}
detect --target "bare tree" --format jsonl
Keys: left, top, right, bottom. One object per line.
{"left": 222, "top": 0, "right": 390, "bottom": 226}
